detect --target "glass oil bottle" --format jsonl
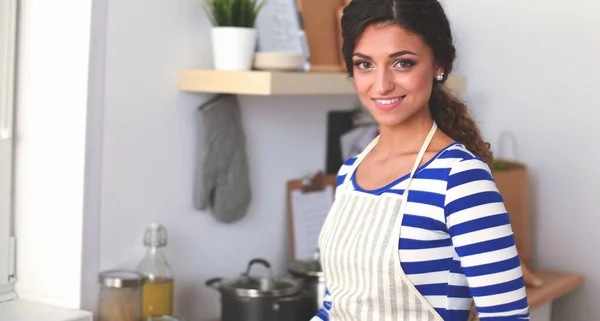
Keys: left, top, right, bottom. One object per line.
{"left": 137, "top": 223, "right": 174, "bottom": 318}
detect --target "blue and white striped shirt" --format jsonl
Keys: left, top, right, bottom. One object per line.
{"left": 313, "top": 143, "right": 530, "bottom": 321}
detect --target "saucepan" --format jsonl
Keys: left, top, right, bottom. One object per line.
{"left": 206, "top": 258, "right": 303, "bottom": 321}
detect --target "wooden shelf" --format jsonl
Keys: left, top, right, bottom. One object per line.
{"left": 179, "top": 69, "right": 467, "bottom": 96}
{"left": 527, "top": 269, "right": 584, "bottom": 310}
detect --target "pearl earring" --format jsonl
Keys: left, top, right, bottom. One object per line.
{"left": 436, "top": 73, "right": 444, "bottom": 81}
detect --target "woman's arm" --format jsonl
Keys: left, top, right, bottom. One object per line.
{"left": 310, "top": 288, "right": 333, "bottom": 321}
{"left": 445, "top": 157, "right": 530, "bottom": 320}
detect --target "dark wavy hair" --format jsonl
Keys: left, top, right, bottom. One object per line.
{"left": 341, "top": 0, "right": 492, "bottom": 165}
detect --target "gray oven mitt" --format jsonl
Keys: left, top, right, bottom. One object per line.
{"left": 194, "top": 94, "right": 252, "bottom": 223}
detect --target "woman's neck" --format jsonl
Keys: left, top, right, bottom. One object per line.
{"left": 375, "top": 111, "right": 435, "bottom": 157}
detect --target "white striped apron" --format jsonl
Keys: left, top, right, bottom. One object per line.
{"left": 318, "top": 122, "right": 445, "bottom": 321}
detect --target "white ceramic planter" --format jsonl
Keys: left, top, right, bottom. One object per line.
{"left": 211, "top": 27, "right": 257, "bottom": 71}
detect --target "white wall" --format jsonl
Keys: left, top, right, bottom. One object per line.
{"left": 442, "top": 1, "right": 600, "bottom": 320}
{"left": 14, "top": 0, "right": 93, "bottom": 309}
{"left": 97, "top": 0, "right": 354, "bottom": 320}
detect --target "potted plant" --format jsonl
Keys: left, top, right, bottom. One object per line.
{"left": 203, "top": 0, "right": 265, "bottom": 71}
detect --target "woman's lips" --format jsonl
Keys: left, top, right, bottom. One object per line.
{"left": 373, "top": 96, "right": 405, "bottom": 111}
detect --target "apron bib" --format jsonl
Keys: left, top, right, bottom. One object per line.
{"left": 319, "top": 123, "right": 445, "bottom": 321}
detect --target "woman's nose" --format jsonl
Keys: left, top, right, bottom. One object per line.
{"left": 375, "top": 69, "right": 395, "bottom": 95}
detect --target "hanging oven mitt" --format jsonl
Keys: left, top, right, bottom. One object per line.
{"left": 194, "top": 94, "right": 252, "bottom": 223}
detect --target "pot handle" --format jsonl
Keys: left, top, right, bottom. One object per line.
{"left": 276, "top": 293, "right": 302, "bottom": 303}
{"left": 273, "top": 294, "right": 302, "bottom": 320}
{"left": 313, "top": 248, "right": 320, "bottom": 261}
{"left": 205, "top": 277, "right": 223, "bottom": 290}
{"left": 242, "top": 258, "right": 271, "bottom": 277}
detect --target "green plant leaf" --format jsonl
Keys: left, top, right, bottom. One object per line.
{"left": 491, "top": 159, "right": 508, "bottom": 171}
{"left": 202, "top": 0, "right": 266, "bottom": 27}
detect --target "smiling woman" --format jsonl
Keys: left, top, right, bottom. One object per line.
{"left": 311, "top": 1, "right": 530, "bottom": 321}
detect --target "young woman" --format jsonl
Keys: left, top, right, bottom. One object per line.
{"left": 312, "top": 1, "right": 530, "bottom": 320}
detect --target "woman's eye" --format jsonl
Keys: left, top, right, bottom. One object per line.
{"left": 354, "top": 61, "right": 372, "bottom": 70}
{"left": 394, "top": 60, "right": 415, "bottom": 69}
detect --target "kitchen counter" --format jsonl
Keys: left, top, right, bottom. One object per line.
{"left": 526, "top": 269, "right": 584, "bottom": 310}
{"left": 0, "top": 299, "right": 92, "bottom": 321}
{"left": 213, "top": 270, "right": 583, "bottom": 321}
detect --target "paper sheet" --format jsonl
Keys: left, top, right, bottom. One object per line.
{"left": 290, "top": 186, "right": 334, "bottom": 260}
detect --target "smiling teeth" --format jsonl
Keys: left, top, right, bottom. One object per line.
{"left": 376, "top": 98, "right": 400, "bottom": 105}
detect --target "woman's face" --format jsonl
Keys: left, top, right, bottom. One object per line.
{"left": 352, "top": 24, "right": 442, "bottom": 128}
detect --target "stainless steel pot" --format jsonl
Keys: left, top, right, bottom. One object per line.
{"left": 206, "top": 258, "right": 303, "bottom": 321}
{"left": 288, "top": 252, "right": 326, "bottom": 320}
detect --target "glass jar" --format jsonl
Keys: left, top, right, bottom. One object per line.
{"left": 98, "top": 269, "right": 144, "bottom": 321}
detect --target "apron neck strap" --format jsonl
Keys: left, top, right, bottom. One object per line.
{"left": 401, "top": 122, "right": 437, "bottom": 194}
{"left": 407, "top": 122, "right": 437, "bottom": 181}
{"left": 339, "top": 135, "right": 379, "bottom": 188}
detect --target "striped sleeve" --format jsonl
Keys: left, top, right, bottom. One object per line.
{"left": 444, "top": 157, "right": 530, "bottom": 320}
{"left": 310, "top": 288, "right": 333, "bottom": 321}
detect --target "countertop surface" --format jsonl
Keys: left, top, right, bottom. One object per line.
{"left": 526, "top": 269, "right": 584, "bottom": 310}
{"left": 0, "top": 299, "right": 92, "bottom": 321}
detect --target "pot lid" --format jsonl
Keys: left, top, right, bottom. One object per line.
{"left": 219, "top": 275, "right": 299, "bottom": 297}
{"left": 206, "top": 258, "right": 301, "bottom": 298}
{"left": 288, "top": 259, "right": 323, "bottom": 277}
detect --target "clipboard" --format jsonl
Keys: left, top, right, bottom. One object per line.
{"left": 286, "top": 171, "right": 336, "bottom": 261}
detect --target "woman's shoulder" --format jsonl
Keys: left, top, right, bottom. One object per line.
{"left": 422, "top": 143, "right": 493, "bottom": 185}
{"left": 434, "top": 143, "right": 498, "bottom": 197}
{"left": 432, "top": 143, "right": 490, "bottom": 169}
